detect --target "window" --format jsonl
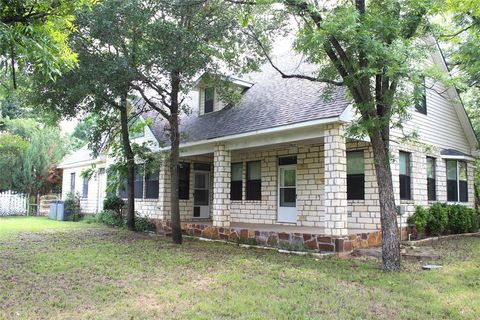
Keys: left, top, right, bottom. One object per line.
{"left": 145, "top": 169, "right": 159, "bottom": 199}
{"left": 179, "top": 162, "right": 190, "bottom": 200}
{"left": 399, "top": 151, "right": 411, "bottom": 200}
{"left": 231, "top": 163, "right": 243, "bottom": 200}
{"left": 347, "top": 151, "right": 365, "bottom": 200}
{"left": 82, "top": 177, "right": 89, "bottom": 198}
{"left": 447, "top": 160, "right": 468, "bottom": 202}
{"left": 246, "top": 161, "right": 261, "bottom": 200}
{"left": 129, "top": 118, "right": 145, "bottom": 139}
{"left": 426, "top": 157, "right": 436, "bottom": 201}
{"left": 70, "top": 173, "right": 76, "bottom": 192}
{"left": 415, "top": 77, "right": 427, "bottom": 114}
{"left": 204, "top": 88, "right": 214, "bottom": 113}
{"left": 118, "top": 177, "right": 128, "bottom": 199}
{"left": 134, "top": 165, "right": 144, "bottom": 199}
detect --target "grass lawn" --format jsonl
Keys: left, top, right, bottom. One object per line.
{"left": 0, "top": 217, "right": 479, "bottom": 319}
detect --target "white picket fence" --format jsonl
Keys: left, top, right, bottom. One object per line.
{"left": 0, "top": 191, "right": 28, "bottom": 216}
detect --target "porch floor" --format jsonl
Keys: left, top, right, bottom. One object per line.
{"left": 183, "top": 220, "right": 370, "bottom": 236}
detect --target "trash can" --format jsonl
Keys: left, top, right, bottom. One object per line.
{"left": 55, "top": 201, "right": 66, "bottom": 221}
{"left": 48, "top": 202, "right": 58, "bottom": 220}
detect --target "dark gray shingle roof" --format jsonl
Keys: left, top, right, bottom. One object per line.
{"left": 143, "top": 55, "right": 349, "bottom": 145}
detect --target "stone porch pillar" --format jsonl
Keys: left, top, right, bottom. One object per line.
{"left": 324, "top": 123, "right": 348, "bottom": 236}
{"left": 213, "top": 143, "right": 231, "bottom": 227}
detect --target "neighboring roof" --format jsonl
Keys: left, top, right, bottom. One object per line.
{"left": 58, "top": 145, "right": 97, "bottom": 168}
{"left": 144, "top": 53, "right": 349, "bottom": 146}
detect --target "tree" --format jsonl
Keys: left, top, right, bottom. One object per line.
{"left": 0, "top": 119, "right": 67, "bottom": 200}
{"left": 127, "top": 0, "right": 274, "bottom": 244}
{"left": 32, "top": 0, "right": 155, "bottom": 231}
{"left": 0, "top": 0, "right": 95, "bottom": 89}
{"left": 245, "top": 0, "right": 433, "bottom": 271}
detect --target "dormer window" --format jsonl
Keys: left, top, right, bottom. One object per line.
{"left": 204, "top": 87, "right": 214, "bottom": 113}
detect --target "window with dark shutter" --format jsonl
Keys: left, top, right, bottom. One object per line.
{"left": 178, "top": 162, "right": 190, "bottom": 200}
{"left": 426, "top": 157, "right": 436, "bottom": 201}
{"left": 399, "top": 151, "right": 411, "bottom": 200}
{"left": 231, "top": 163, "right": 243, "bottom": 200}
{"left": 246, "top": 161, "right": 261, "bottom": 200}
{"left": 204, "top": 88, "right": 214, "bottom": 113}
{"left": 145, "top": 169, "right": 159, "bottom": 199}
{"left": 415, "top": 77, "right": 427, "bottom": 115}
{"left": 82, "top": 177, "right": 89, "bottom": 198}
{"left": 347, "top": 151, "right": 365, "bottom": 200}
{"left": 134, "top": 165, "right": 144, "bottom": 199}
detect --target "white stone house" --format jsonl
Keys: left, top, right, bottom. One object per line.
{"left": 58, "top": 46, "right": 478, "bottom": 251}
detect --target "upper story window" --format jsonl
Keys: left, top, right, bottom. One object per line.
{"left": 204, "top": 88, "right": 214, "bottom": 114}
{"left": 399, "top": 151, "right": 411, "bottom": 200}
{"left": 347, "top": 151, "right": 365, "bottom": 200}
{"left": 415, "top": 77, "right": 427, "bottom": 115}
{"left": 447, "top": 160, "right": 468, "bottom": 202}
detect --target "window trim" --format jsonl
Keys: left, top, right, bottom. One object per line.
{"left": 426, "top": 156, "right": 436, "bottom": 201}
{"left": 399, "top": 151, "right": 412, "bottom": 200}
{"left": 446, "top": 160, "right": 468, "bottom": 203}
{"left": 246, "top": 160, "right": 261, "bottom": 201}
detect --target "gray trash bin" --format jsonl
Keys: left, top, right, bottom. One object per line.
{"left": 48, "top": 202, "right": 58, "bottom": 220}
{"left": 56, "top": 201, "right": 66, "bottom": 221}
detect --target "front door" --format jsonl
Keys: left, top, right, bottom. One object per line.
{"left": 278, "top": 164, "right": 297, "bottom": 223}
{"left": 193, "top": 171, "right": 210, "bottom": 218}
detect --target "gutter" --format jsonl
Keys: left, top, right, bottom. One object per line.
{"left": 159, "top": 116, "right": 343, "bottom": 151}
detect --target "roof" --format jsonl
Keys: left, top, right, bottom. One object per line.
{"left": 440, "top": 148, "right": 472, "bottom": 157}
{"left": 58, "top": 145, "right": 97, "bottom": 168}
{"left": 143, "top": 53, "right": 349, "bottom": 146}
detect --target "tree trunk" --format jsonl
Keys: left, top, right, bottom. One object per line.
{"left": 119, "top": 95, "right": 136, "bottom": 231}
{"left": 169, "top": 73, "right": 183, "bottom": 244}
{"left": 369, "top": 130, "right": 401, "bottom": 271}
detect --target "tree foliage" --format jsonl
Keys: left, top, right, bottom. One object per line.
{"left": 0, "top": 118, "right": 68, "bottom": 195}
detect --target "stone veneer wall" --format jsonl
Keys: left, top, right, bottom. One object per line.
{"left": 230, "top": 143, "right": 326, "bottom": 228}
{"left": 347, "top": 140, "right": 475, "bottom": 231}
{"left": 153, "top": 220, "right": 412, "bottom": 253}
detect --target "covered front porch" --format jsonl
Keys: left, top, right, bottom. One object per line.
{"left": 166, "top": 122, "right": 366, "bottom": 238}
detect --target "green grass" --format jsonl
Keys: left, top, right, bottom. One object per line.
{"left": 0, "top": 216, "right": 99, "bottom": 238}
{"left": 1, "top": 217, "right": 479, "bottom": 320}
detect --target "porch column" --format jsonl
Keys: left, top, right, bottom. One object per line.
{"left": 324, "top": 123, "right": 348, "bottom": 236}
{"left": 213, "top": 143, "right": 231, "bottom": 227}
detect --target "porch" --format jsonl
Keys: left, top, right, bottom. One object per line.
{"left": 161, "top": 122, "right": 367, "bottom": 238}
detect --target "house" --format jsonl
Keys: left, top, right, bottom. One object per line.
{"left": 58, "top": 45, "right": 478, "bottom": 252}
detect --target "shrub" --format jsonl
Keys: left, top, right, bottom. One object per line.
{"left": 134, "top": 214, "right": 155, "bottom": 232}
{"left": 427, "top": 203, "right": 448, "bottom": 236}
{"left": 408, "top": 206, "right": 429, "bottom": 233}
{"left": 103, "top": 195, "right": 125, "bottom": 214}
{"left": 96, "top": 210, "right": 124, "bottom": 228}
{"left": 471, "top": 209, "right": 480, "bottom": 232}
{"left": 64, "top": 192, "right": 81, "bottom": 221}
{"left": 446, "top": 205, "right": 473, "bottom": 234}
